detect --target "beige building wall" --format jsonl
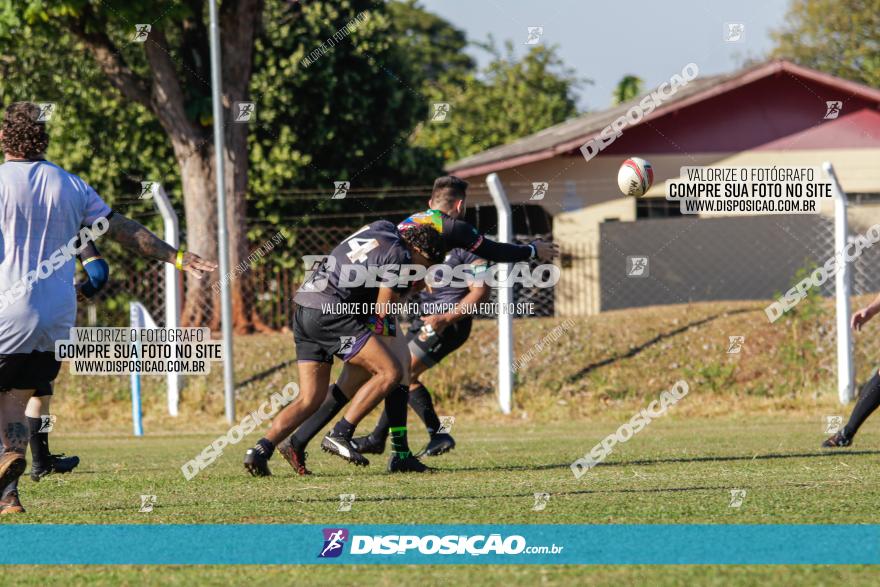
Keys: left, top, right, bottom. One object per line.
{"left": 554, "top": 199, "right": 635, "bottom": 316}
{"left": 461, "top": 148, "right": 880, "bottom": 316}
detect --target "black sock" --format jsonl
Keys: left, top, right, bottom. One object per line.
{"left": 253, "top": 437, "right": 275, "bottom": 459}
{"left": 291, "top": 385, "right": 349, "bottom": 450}
{"left": 330, "top": 417, "right": 356, "bottom": 440}
{"left": 370, "top": 410, "right": 390, "bottom": 441}
{"left": 408, "top": 384, "right": 442, "bottom": 436}
{"left": 27, "top": 416, "right": 50, "bottom": 467}
{"left": 385, "top": 385, "right": 411, "bottom": 457}
{"left": 843, "top": 371, "right": 880, "bottom": 439}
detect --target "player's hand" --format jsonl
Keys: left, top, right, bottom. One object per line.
{"left": 852, "top": 307, "right": 876, "bottom": 332}
{"left": 179, "top": 252, "right": 218, "bottom": 279}
{"left": 532, "top": 240, "right": 559, "bottom": 262}
{"left": 76, "top": 285, "right": 88, "bottom": 303}
{"left": 423, "top": 313, "right": 453, "bottom": 333}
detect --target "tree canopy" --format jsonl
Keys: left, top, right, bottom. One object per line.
{"left": 772, "top": 0, "right": 880, "bottom": 87}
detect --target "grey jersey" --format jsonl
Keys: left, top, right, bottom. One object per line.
{"left": 419, "top": 248, "right": 487, "bottom": 315}
{"left": 295, "top": 220, "right": 412, "bottom": 310}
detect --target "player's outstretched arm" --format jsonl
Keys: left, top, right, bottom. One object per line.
{"left": 105, "top": 213, "right": 218, "bottom": 278}
{"left": 447, "top": 218, "right": 559, "bottom": 263}
{"left": 473, "top": 237, "right": 559, "bottom": 263}
{"left": 852, "top": 292, "right": 880, "bottom": 331}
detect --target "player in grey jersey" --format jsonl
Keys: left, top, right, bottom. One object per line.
{"left": 243, "top": 221, "right": 444, "bottom": 476}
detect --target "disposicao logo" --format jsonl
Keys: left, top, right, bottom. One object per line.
{"left": 319, "top": 528, "right": 349, "bottom": 558}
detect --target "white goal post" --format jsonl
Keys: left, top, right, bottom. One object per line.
{"left": 127, "top": 185, "right": 183, "bottom": 435}
{"left": 826, "top": 161, "right": 855, "bottom": 404}
{"left": 485, "top": 173, "right": 514, "bottom": 414}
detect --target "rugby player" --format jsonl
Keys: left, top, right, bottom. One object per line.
{"left": 0, "top": 102, "right": 216, "bottom": 514}
{"left": 398, "top": 176, "right": 558, "bottom": 264}
{"left": 274, "top": 175, "right": 558, "bottom": 475}
{"left": 352, "top": 248, "right": 489, "bottom": 456}
{"left": 243, "top": 220, "right": 445, "bottom": 476}
{"left": 824, "top": 294, "right": 880, "bottom": 447}
{"left": 26, "top": 239, "right": 110, "bottom": 482}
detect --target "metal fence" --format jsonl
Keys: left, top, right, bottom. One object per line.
{"left": 596, "top": 209, "right": 880, "bottom": 312}
{"left": 78, "top": 220, "right": 557, "bottom": 329}
{"left": 78, "top": 201, "right": 880, "bottom": 334}
{"left": 68, "top": 185, "right": 880, "bottom": 414}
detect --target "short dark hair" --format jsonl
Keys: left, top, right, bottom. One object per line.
{"left": 1, "top": 102, "right": 49, "bottom": 158}
{"left": 400, "top": 223, "right": 445, "bottom": 264}
{"left": 431, "top": 175, "right": 468, "bottom": 208}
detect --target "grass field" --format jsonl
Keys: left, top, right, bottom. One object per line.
{"left": 7, "top": 299, "right": 880, "bottom": 583}
{"left": 4, "top": 416, "right": 880, "bottom": 584}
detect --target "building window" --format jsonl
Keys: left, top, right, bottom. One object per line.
{"left": 848, "top": 193, "right": 880, "bottom": 205}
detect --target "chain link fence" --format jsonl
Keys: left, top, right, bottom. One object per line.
{"left": 80, "top": 220, "right": 558, "bottom": 331}
{"left": 585, "top": 204, "right": 880, "bottom": 384}
{"left": 79, "top": 196, "right": 880, "bottom": 368}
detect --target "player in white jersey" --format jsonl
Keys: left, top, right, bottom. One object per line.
{"left": 0, "top": 102, "right": 216, "bottom": 513}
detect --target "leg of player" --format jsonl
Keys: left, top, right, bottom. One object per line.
{"left": 278, "top": 368, "right": 367, "bottom": 475}
{"left": 351, "top": 353, "right": 423, "bottom": 455}
{"left": 379, "top": 328, "right": 431, "bottom": 473}
{"left": 823, "top": 369, "right": 880, "bottom": 447}
{"left": 243, "top": 361, "right": 331, "bottom": 477}
{"left": 344, "top": 329, "right": 431, "bottom": 472}
{"left": 276, "top": 332, "right": 402, "bottom": 475}
{"left": 320, "top": 336, "right": 402, "bottom": 467}
{"left": 0, "top": 388, "right": 34, "bottom": 514}
{"left": 337, "top": 333, "right": 409, "bottom": 456}
{"left": 25, "top": 391, "right": 79, "bottom": 481}
{"left": 408, "top": 357, "right": 455, "bottom": 457}
{"left": 352, "top": 355, "right": 453, "bottom": 458}
{"left": 356, "top": 318, "right": 468, "bottom": 457}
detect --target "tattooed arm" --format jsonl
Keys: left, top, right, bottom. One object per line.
{"left": 105, "top": 213, "right": 218, "bottom": 278}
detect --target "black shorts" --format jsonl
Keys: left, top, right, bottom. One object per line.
{"left": 407, "top": 317, "right": 473, "bottom": 368}
{"left": 0, "top": 351, "right": 60, "bottom": 395}
{"left": 293, "top": 306, "right": 374, "bottom": 364}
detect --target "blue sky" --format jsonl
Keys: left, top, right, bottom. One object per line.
{"left": 418, "top": 0, "right": 792, "bottom": 111}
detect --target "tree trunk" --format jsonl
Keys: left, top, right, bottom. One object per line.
{"left": 174, "top": 142, "right": 221, "bottom": 330}
{"left": 74, "top": 2, "right": 268, "bottom": 332}
{"left": 220, "top": 0, "right": 267, "bottom": 334}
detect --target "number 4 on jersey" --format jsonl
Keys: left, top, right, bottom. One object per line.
{"left": 346, "top": 238, "right": 379, "bottom": 263}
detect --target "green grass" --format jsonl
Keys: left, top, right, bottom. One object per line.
{"left": 12, "top": 298, "right": 880, "bottom": 583}
{"left": 3, "top": 417, "right": 880, "bottom": 584}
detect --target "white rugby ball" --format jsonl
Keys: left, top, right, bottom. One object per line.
{"left": 618, "top": 157, "right": 654, "bottom": 197}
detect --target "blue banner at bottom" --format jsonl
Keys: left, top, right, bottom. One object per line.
{"left": 0, "top": 524, "right": 876, "bottom": 565}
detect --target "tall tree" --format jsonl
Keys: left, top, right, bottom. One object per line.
{"left": 414, "top": 41, "right": 582, "bottom": 163}
{"left": 2, "top": 1, "right": 263, "bottom": 331}
{"left": 248, "top": 0, "right": 444, "bottom": 212}
{"left": 772, "top": 0, "right": 880, "bottom": 87}
{"left": 385, "top": 0, "right": 474, "bottom": 86}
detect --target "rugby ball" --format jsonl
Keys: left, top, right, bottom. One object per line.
{"left": 618, "top": 157, "right": 654, "bottom": 197}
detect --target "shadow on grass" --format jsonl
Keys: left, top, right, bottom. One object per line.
{"left": 68, "top": 449, "right": 880, "bottom": 481}
{"left": 447, "top": 448, "right": 880, "bottom": 474}
{"left": 565, "top": 307, "right": 758, "bottom": 383}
